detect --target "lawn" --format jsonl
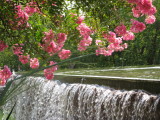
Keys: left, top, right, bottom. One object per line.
{"left": 0, "top": 110, "right": 15, "bottom": 120}
{"left": 55, "top": 66, "right": 160, "bottom": 79}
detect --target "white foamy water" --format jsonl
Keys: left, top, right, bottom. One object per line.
{"left": 3, "top": 77, "right": 160, "bottom": 120}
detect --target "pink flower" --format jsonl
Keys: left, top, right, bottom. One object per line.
{"left": 103, "top": 32, "right": 122, "bottom": 45}
{"left": 103, "top": 31, "right": 117, "bottom": 43}
{"left": 107, "top": 43, "right": 116, "bottom": 50}
{"left": 30, "top": 58, "right": 39, "bottom": 69}
{"left": 43, "top": 29, "right": 54, "bottom": 42}
{"left": 114, "top": 24, "right": 127, "bottom": 36}
{"left": 130, "top": 19, "right": 146, "bottom": 33}
{"left": 145, "top": 15, "right": 156, "bottom": 24}
{"left": 96, "top": 47, "right": 113, "bottom": 56}
{"left": 77, "top": 23, "right": 92, "bottom": 38}
{"left": 2, "top": 66, "right": 12, "bottom": 80}
{"left": 0, "top": 79, "right": 6, "bottom": 86}
{"left": 16, "top": 5, "right": 29, "bottom": 20}
{"left": 146, "top": 6, "right": 157, "bottom": 15}
{"left": 44, "top": 71, "right": 54, "bottom": 80}
{"left": 46, "top": 41, "right": 57, "bottom": 53}
{"left": 44, "top": 61, "right": 58, "bottom": 80}
{"left": 96, "top": 47, "right": 107, "bottom": 56}
{"left": 56, "top": 43, "right": 64, "bottom": 52}
{"left": 57, "top": 33, "right": 67, "bottom": 44}
{"left": 122, "top": 43, "right": 128, "bottom": 49}
{"left": 79, "top": 36, "right": 92, "bottom": 47}
{"left": 0, "top": 65, "right": 12, "bottom": 86}
{"left": 12, "top": 44, "right": 23, "bottom": 55}
{"left": 76, "top": 16, "right": 85, "bottom": 24}
{"left": 41, "top": 30, "right": 68, "bottom": 55}
{"left": 128, "top": 0, "right": 157, "bottom": 16}
{"left": 123, "top": 31, "right": 135, "bottom": 40}
{"left": 0, "top": 41, "right": 8, "bottom": 52}
{"left": 107, "top": 43, "right": 127, "bottom": 52}
{"left": 138, "top": 0, "right": 152, "bottom": 13}
{"left": 13, "top": 5, "right": 31, "bottom": 29}
{"left": 42, "top": 30, "right": 56, "bottom": 53}
{"left": 58, "top": 49, "right": 71, "bottom": 60}
{"left": 132, "top": 7, "right": 141, "bottom": 18}
{"left": 49, "top": 61, "right": 58, "bottom": 72}
{"left": 114, "top": 37, "right": 123, "bottom": 44}
{"left": 76, "top": 23, "right": 92, "bottom": 51}
{"left": 19, "top": 55, "right": 30, "bottom": 64}
{"left": 24, "top": 6, "right": 37, "bottom": 16}
{"left": 105, "top": 50, "right": 114, "bottom": 56}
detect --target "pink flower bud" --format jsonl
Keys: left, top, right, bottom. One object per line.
{"left": 145, "top": 15, "right": 156, "bottom": 24}
{"left": 30, "top": 58, "right": 39, "bottom": 69}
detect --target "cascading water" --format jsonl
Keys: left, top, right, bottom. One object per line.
{"left": 3, "top": 77, "right": 160, "bottom": 120}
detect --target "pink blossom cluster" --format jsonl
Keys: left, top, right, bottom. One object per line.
{"left": 13, "top": 44, "right": 24, "bottom": 55}
{"left": 96, "top": 22, "right": 144, "bottom": 56}
{"left": 40, "top": 29, "right": 68, "bottom": 56}
{"left": 0, "top": 41, "right": 8, "bottom": 52}
{"left": 15, "top": 5, "right": 29, "bottom": 26}
{"left": 145, "top": 15, "right": 156, "bottom": 24}
{"left": 18, "top": 55, "right": 30, "bottom": 64}
{"left": 13, "top": 2, "right": 39, "bottom": 29}
{"left": 96, "top": 30, "right": 129, "bottom": 56}
{"left": 12, "top": 44, "right": 29, "bottom": 64}
{"left": 76, "top": 16, "right": 93, "bottom": 51}
{"left": 0, "top": 66, "right": 12, "bottom": 86}
{"left": 58, "top": 49, "right": 71, "bottom": 60}
{"left": 40, "top": 29, "right": 72, "bottom": 79}
{"left": 130, "top": 19, "right": 146, "bottom": 33}
{"left": 12, "top": 44, "right": 39, "bottom": 69}
{"left": 96, "top": 47, "right": 114, "bottom": 56}
{"left": 44, "top": 61, "right": 58, "bottom": 80}
{"left": 25, "top": 2, "right": 39, "bottom": 15}
{"left": 104, "top": 30, "right": 129, "bottom": 49}
{"left": 96, "top": 22, "right": 140, "bottom": 56}
{"left": 96, "top": 0, "right": 157, "bottom": 57}
{"left": 76, "top": 16, "right": 85, "bottom": 24}
{"left": 130, "top": 0, "right": 157, "bottom": 24}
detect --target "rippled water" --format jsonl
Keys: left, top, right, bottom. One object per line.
{"left": 3, "top": 77, "right": 160, "bottom": 120}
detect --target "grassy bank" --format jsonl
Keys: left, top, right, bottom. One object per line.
{"left": 0, "top": 110, "right": 15, "bottom": 120}
{"left": 17, "top": 65, "right": 160, "bottom": 79}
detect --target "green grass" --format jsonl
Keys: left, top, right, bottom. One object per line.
{"left": 0, "top": 110, "right": 15, "bottom": 120}
{"left": 18, "top": 65, "right": 160, "bottom": 79}
{"left": 55, "top": 66, "right": 160, "bottom": 79}
{"left": 0, "top": 110, "right": 3, "bottom": 119}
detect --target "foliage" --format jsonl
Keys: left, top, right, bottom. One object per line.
{"left": 0, "top": 1, "right": 158, "bottom": 118}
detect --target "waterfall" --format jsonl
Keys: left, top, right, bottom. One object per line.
{"left": 3, "top": 77, "right": 160, "bottom": 120}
